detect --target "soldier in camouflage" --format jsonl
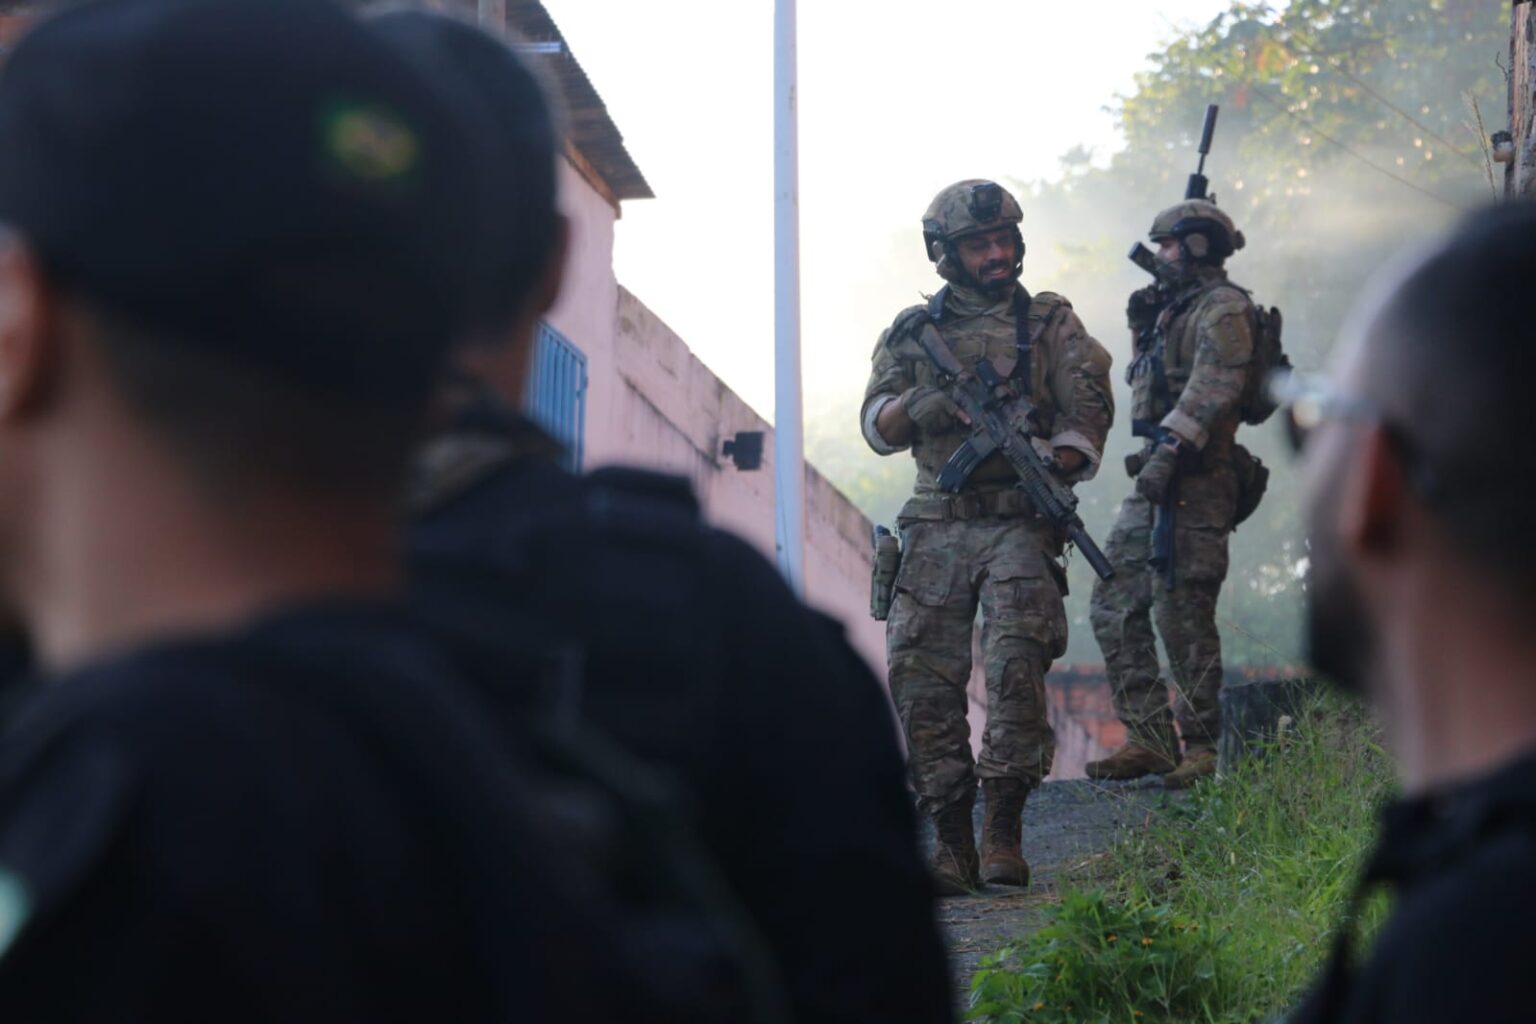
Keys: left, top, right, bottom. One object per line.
{"left": 862, "top": 180, "right": 1114, "bottom": 895}
{"left": 1086, "top": 199, "right": 1257, "bottom": 789}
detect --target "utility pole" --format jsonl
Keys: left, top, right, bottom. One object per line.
{"left": 1506, "top": 0, "right": 1535, "bottom": 196}
{"left": 773, "top": 0, "right": 806, "bottom": 597}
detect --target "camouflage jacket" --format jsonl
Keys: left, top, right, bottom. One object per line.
{"left": 860, "top": 280, "right": 1114, "bottom": 495}
{"left": 1128, "top": 266, "right": 1254, "bottom": 464}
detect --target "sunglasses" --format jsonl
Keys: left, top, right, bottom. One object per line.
{"left": 1269, "top": 369, "right": 1445, "bottom": 502}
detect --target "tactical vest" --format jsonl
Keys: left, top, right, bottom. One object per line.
{"left": 1127, "top": 275, "right": 1251, "bottom": 464}
{"left": 892, "top": 285, "right": 1069, "bottom": 494}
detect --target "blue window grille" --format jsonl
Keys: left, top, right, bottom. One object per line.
{"left": 525, "top": 322, "right": 588, "bottom": 472}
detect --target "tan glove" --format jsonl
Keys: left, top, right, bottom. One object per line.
{"left": 901, "top": 385, "right": 964, "bottom": 434}
{"left": 1135, "top": 442, "right": 1181, "bottom": 504}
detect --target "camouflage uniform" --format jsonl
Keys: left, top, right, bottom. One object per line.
{"left": 862, "top": 182, "right": 1114, "bottom": 820}
{"left": 1089, "top": 201, "right": 1255, "bottom": 759}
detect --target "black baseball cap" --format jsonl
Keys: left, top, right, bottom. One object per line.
{"left": 0, "top": 0, "right": 478, "bottom": 402}
{"left": 371, "top": 9, "right": 561, "bottom": 338}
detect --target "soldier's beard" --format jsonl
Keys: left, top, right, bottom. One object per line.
{"left": 1155, "top": 252, "right": 1198, "bottom": 286}
{"left": 970, "top": 260, "right": 1020, "bottom": 298}
{"left": 1305, "top": 481, "right": 1376, "bottom": 697}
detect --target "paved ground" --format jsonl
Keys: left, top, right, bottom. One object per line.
{"left": 926, "top": 777, "right": 1186, "bottom": 1007}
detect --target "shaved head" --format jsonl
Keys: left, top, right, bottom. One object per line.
{"left": 1305, "top": 203, "right": 1536, "bottom": 696}
{"left": 1352, "top": 203, "right": 1536, "bottom": 598}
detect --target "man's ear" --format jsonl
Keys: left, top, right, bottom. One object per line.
{"left": 532, "top": 215, "right": 569, "bottom": 318}
{"left": 0, "top": 241, "right": 57, "bottom": 425}
{"left": 1340, "top": 424, "right": 1408, "bottom": 558}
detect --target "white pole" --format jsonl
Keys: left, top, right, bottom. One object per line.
{"left": 773, "top": 0, "right": 807, "bottom": 598}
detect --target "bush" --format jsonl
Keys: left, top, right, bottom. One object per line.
{"left": 968, "top": 695, "right": 1392, "bottom": 1023}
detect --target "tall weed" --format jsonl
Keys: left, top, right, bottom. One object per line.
{"left": 968, "top": 696, "right": 1391, "bottom": 1023}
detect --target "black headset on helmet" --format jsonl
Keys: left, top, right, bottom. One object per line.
{"left": 922, "top": 184, "right": 1026, "bottom": 277}
{"left": 1163, "top": 215, "right": 1240, "bottom": 264}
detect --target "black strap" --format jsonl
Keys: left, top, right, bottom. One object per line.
{"left": 1150, "top": 333, "right": 1173, "bottom": 419}
{"left": 925, "top": 286, "right": 947, "bottom": 322}
{"left": 1011, "top": 288, "right": 1033, "bottom": 394}
{"left": 1133, "top": 288, "right": 1200, "bottom": 439}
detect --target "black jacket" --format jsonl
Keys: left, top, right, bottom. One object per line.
{"left": 1291, "top": 747, "right": 1536, "bottom": 1022}
{"left": 0, "top": 604, "right": 658, "bottom": 1022}
{"left": 408, "top": 406, "right": 954, "bottom": 1024}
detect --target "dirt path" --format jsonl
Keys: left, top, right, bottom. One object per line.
{"left": 929, "top": 777, "right": 1186, "bottom": 1007}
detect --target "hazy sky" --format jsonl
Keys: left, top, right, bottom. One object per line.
{"left": 541, "top": 0, "right": 1234, "bottom": 421}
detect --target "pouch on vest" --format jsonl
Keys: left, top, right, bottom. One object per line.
{"left": 1232, "top": 443, "right": 1270, "bottom": 527}
{"left": 1238, "top": 305, "right": 1290, "bottom": 426}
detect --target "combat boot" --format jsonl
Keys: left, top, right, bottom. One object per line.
{"left": 979, "top": 778, "right": 1031, "bottom": 888}
{"left": 929, "top": 790, "right": 980, "bottom": 897}
{"left": 1163, "top": 747, "right": 1217, "bottom": 790}
{"left": 1084, "top": 743, "right": 1179, "bottom": 782}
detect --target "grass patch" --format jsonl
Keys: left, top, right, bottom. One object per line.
{"left": 968, "top": 694, "right": 1392, "bottom": 1023}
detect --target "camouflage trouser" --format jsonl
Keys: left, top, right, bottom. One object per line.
{"left": 1088, "top": 465, "right": 1236, "bottom": 754}
{"left": 886, "top": 514, "right": 1068, "bottom": 817}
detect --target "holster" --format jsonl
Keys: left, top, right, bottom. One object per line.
{"left": 870, "top": 527, "right": 902, "bottom": 621}
{"left": 1125, "top": 448, "right": 1147, "bottom": 478}
{"left": 1231, "top": 443, "right": 1270, "bottom": 528}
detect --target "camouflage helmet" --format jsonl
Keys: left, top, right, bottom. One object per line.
{"left": 1148, "top": 199, "right": 1245, "bottom": 262}
{"left": 922, "top": 179, "right": 1024, "bottom": 264}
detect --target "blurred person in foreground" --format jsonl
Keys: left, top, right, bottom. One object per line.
{"left": 1289, "top": 202, "right": 1536, "bottom": 1021}
{"left": 0, "top": 0, "right": 656, "bottom": 1018}
{"left": 374, "top": 11, "right": 954, "bottom": 1024}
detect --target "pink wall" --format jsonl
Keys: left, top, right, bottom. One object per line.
{"left": 543, "top": 155, "right": 887, "bottom": 677}
{"left": 545, "top": 161, "right": 620, "bottom": 461}
{"left": 599, "top": 289, "right": 888, "bottom": 677}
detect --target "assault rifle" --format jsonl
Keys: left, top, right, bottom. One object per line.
{"left": 1127, "top": 103, "right": 1220, "bottom": 285}
{"left": 1147, "top": 431, "right": 1181, "bottom": 593}
{"left": 1185, "top": 102, "right": 1219, "bottom": 201}
{"left": 1127, "top": 241, "right": 1181, "bottom": 289}
{"left": 915, "top": 323, "right": 1114, "bottom": 581}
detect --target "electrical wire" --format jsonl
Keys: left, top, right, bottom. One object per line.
{"left": 1265, "top": 28, "right": 1484, "bottom": 168}
{"left": 1245, "top": 83, "right": 1469, "bottom": 211}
